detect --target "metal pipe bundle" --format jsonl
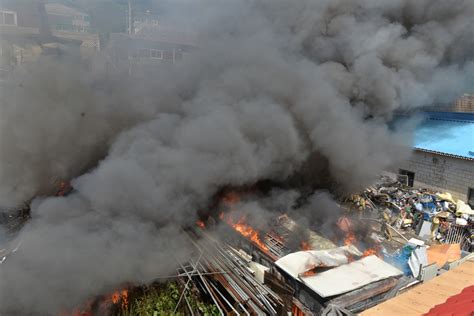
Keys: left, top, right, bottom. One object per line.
{"left": 178, "top": 229, "right": 285, "bottom": 315}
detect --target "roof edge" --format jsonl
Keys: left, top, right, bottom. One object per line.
{"left": 414, "top": 148, "right": 474, "bottom": 161}
{"left": 425, "top": 111, "right": 474, "bottom": 122}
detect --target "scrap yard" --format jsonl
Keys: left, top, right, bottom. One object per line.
{"left": 0, "top": 0, "right": 473, "bottom": 315}
{"left": 2, "top": 176, "right": 473, "bottom": 315}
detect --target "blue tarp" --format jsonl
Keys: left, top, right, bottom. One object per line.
{"left": 414, "top": 112, "right": 474, "bottom": 159}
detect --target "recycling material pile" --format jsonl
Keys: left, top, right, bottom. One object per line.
{"left": 346, "top": 177, "right": 474, "bottom": 253}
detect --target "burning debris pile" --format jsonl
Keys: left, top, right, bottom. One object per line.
{"left": 183, "top": 191, "right": 401, "bottom": 314}
{"left": 1, "top": 0, "right": 474, "bottom": 314}
{"left": 60, "top": 288, "right": 129, "bottom": 316}
{"left": 184, "top": 186, "right": 474, "bottom": 315}
{"left": 346, "top": 177, "right": 474, "bottom": 252}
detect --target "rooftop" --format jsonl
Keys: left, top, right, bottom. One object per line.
{"left": 361, "top": 258, "right": 474, "bottom": 316}
{"left": 414, "top": 112, "right": 474, "bottom": 160}
{"left": 45, "top": 3, "right": 86, "bottom": 17}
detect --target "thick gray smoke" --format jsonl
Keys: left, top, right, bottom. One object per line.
{"left": 1, "top": 0, "right": 473, "bottom": 313}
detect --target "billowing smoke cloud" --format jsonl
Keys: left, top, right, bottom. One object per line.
{"left": 1, "top": 0, "right": 473, "bottom": 313}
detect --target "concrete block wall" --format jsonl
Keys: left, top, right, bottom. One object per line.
{"left": 392, "top": 150, "right": 474, "bottom": 202}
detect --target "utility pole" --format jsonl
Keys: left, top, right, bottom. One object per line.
{"left": 128, "top": 0, "right": 133, "bottom": 34}
{"left": 128, "top": 0, "right": 133, "bottom": 76}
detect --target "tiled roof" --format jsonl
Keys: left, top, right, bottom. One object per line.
{"left": 424, "top": 285, "right": 474, "bottom": 316}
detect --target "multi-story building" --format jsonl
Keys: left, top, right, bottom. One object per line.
{"left": 45, "top": 3, "right": 100, "bottom": 53}
{"left": 107, "top": 16, "right": 196, "bottom": 76}
{"left": 0, "top": 0, "right": 52, "bottom": 79}
{"left": 45, "top": 3, "right": 91, "bottom": 33}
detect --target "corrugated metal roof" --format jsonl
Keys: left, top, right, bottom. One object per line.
{"left": 414, "top": 112, "right": 474, "bottom": 160}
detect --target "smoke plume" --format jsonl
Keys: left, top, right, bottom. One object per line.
{"left": 0, "top": 0, "right": 473, "bottom": 313}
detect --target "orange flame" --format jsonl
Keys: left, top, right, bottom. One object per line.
{"left": 196, "top": 220, "right": 206, "bottom": 229}
{"left": 222, "top": 191, "right": 240, "bottom": 206}
{"left": 300, "top": 264, "right": 320, "bottom": 277}
{"left": 342, "top": 226, "right": 381, "bottom": 258}
{"left": 60, "top": 289, "right": 128, "bottom": 316}
{"left": 362, "top": 248, "right": 377, "bottom": 257}
{"left": 223, "top": 213, "right": 268, "bottom": 251}
{"left": 344, "top": 232, "right": 356, "bottom": 246}
{"left": 110, "top": 289, "right": 129, "bottom": 309}
{"left": 300, "top": 241, "right": 312, "bottom": 251}
{"left": 301, "top": 270, "right": 317, "bottom": 277}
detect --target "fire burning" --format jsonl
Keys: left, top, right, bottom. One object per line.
{"left": 300, "top": 241, "right": 312, "bottom": 251}
{"left": 196, "top": 220, "right": 206, "bottom": 229}
{"left": 222, "top": 213, "right": 269, "bottom": 252}
{"left": 110, "top": 289, "right": 129, "bottom": 309}
{"left": 301, "top": 269, "right": 317, "bottom": 277}
{"left": 59, "top": 288, "right": 129, "bottom": 316}
{"left": 344, "top": 232, "right": 357, "bottom": 246}
{"left": 362, "top": 248, "right": 378, "bottom": 258}
{"left": 222, "top": 191, "right": 241, "bottom": 206}
{"left": 342, "top": 227, "right": 381, "bottom": 259}
{"left": 218, "top": 191, "right": 269, "bottom": 252}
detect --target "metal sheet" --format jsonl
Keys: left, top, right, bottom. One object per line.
{"left": 300, "top": 255, "right": 402, "bottom": 298}
{"left": 275, "top": 246, "right": 362, "bottom": 278}
{"left": 408, "top": 246, "right": 428, "bottom": 278}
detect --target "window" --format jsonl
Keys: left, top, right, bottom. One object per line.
{"left": 4, "top": 12, "right": 14, "bottom": 25}
{"left": 163, "top": 50, "right": 174, "bottom": 60}
{"left": 174, "top": 50, "right": 183, "bottom": 61}
{"left": 398, "top": 169, "right": 415, "bottom": 187}
{"left": 468, "top": 188, "right": 474, "bottom": 209}
{"left": 0, "top": 10, "right": 17, "bottom": 26}
{"left": 150, "top": 49, "right": 163, "bottom": 59}
{"left": 137, "top": 48, "right": 150, "bottom": 58}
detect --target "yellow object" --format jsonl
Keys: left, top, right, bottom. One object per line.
{"left": 436, "top": 192, "right": 455, "bottom": 204}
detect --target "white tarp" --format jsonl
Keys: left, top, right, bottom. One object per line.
{"left": 300, "top": 255, "right": 402, "bottom": 297}
{"left": 456, "top": 200, "right": 474, "bottom": 215}
{"left": 275, "top": 245, "right": 362, "bottom": 278}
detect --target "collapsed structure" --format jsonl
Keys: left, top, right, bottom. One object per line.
{"left": 1, "top": 0, "right": 474, "bottom": 314}
{"left": 174, "top": 183, "right": 474, "bottom": 315}
{"left": 1, "top": 179, "right": 473, "bottom": 315}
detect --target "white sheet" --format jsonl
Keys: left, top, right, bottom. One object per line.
{"left": 300, "top": 255, "right": 402, "bottom": 297}
{"left": 275, "top": 245, "right": 362, "bottom": 278}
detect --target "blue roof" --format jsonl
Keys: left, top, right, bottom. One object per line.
{"left": 414, "top": 112, "right": 474, "bottom": 160}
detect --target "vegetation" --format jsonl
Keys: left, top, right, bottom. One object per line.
{"left": 120, "top": 282, "right": 219, "bottom": 316}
